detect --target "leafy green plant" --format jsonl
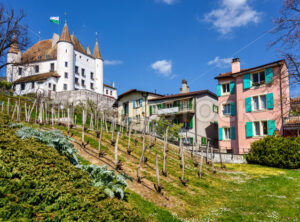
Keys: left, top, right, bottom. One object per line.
{"left": 246, "top": 136, "right": 300, "bottom": 169}
{"left": 154, "top": 117, "right": 183, "bottom": 141}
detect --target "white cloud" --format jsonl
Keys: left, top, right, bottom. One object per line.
{"left": 103, "top": 60, "right": 123, "bottom": 65}
{"left": 204, "top": 0, "right": 261, "bottom": 35}
{"left": 208, "top": 56, "right": 232, "bottom": 68}
{"left": 156, "top": 0, "right": 177, "bottom": 5}
{"left": 151, "top": 60, "right": 172, "bottom": 76}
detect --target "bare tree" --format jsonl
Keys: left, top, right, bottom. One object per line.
{"left": 0, "top": 4, "right": 29, "bottom": 70}
{"left": 270, "top": 0, "right": 300, "bottom": 86}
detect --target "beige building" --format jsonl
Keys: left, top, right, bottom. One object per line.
{"left": 117, "top": 89, "right": 162, "bottom": 131}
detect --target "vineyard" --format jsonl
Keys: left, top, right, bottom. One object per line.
{"left": 0, "top": 94, "right": 299, "bottom": 221}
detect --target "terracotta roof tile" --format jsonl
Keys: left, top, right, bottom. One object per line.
{"left": 215, "top": 60, "right": 285, "bottom": 79}
{"left": 70, "top": 35, "right": 86, "bottom": 54}
{"left": 8, "top": 41, "right": 19, "bottom": 54}
{"left": 21, "top": 39, "right": 57, "bottom": 63}
{"left": 104, "top": 83, "right": 116, "bottom": 89}
{"left": 118, "top": 89, "right": 162, "bottom": 100}
{"left": 59, "top": 23, "right": 71, "bottom": 43}
{"left": 149, "top": 90, "right": 217, "bottom": 101}
{"left": 93, "top": 41, "right": 102, "bottom": 59}
{"left": 13, "top": 71, "right": 60, "bottom": 84}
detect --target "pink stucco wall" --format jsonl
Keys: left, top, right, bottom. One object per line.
{"left": 218, "top": 63, "right": 290, "bottom": 154}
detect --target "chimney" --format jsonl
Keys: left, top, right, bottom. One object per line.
{"left": 180, "top": 79, "right": 189, "bottom": 94}
{"left": 232, "top": 58, "right": 240, "bottom": 73}
{"left": 112, "top": 81, "right": 115, "bottom": 88}
{"left": 52, "top": 33, "right": 60, "bottom": 48}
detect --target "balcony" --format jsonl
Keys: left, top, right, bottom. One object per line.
{"left": 156, "top": 105, "right": 194, "bottom": 115}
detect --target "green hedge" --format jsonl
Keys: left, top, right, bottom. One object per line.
{"left": 246, "top": 136, "right": 300, "bottom": 169}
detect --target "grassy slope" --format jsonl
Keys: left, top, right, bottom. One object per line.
{"left": 1, "top": 94, "right": 299, "bottom": 221}
{"left": 0, "top": 115, "right": 146, "bottom": 221}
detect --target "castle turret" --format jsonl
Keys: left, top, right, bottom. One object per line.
{"left": 93, "top": 38, "right": 103, "bottom": 94}
{"left": 57, "top": 22, "right": 74, "bottom": 92}
{"left": 7, "top": 37, "right": 21, "bottom": 82}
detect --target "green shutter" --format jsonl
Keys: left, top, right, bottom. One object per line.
{"left": 158, "top": 104, "right": 161, "bottom": 109}
{"left": 162, "top": 103, "right": 165, "bottom": 108}
{"left": 230, "top": 81, "right": 235, "bottom": 94}
{"left": 217, "top": 84, "right": 221, "bottom": 96}
{"left": 173, "top": 101, "right": 178, "bottom": 107}
{"left": 219, "top": 128, "right": 223, "bottom": 141}
{"left": 201, "top": 137, "right": 207, "bottom": 145}
{"left": 243, "top": 74, "right": 251, "bottom": 89}
{"left": 231, "top": 102, "right": 236, "bottom": 116}
{"left": 149, "top": 121, "right": 153, "bottom": 131}
{"left": 265, "top": 68, "right": 273, "bottom": 84}
{"left": 245, "top": 97, "right": 252, "bottom": 112}
{"left": 149, "top": 105, "right": 152, "bottom": 115}
{"left": 133, "top": 100, "right": 135, "bottom": 108}
{"left": 190, "top": 116, "right": 194, "bottom": 129}
{"left": 266, "top": 93, "right": 274, "bottom": 109}
{"left": 246, "top": 122, "right": 253, "bottom": 138}
{"left": 189, "top": 98, "right": 193, "bottom": 109}
{"left": 190, "top": 137, "right": 194, "bottom": 145}
{"left": 231, "top": 127, "right": 236, "bottom": 140}
{"left": 268, "top": 120, "right": 276, "bottom": 136}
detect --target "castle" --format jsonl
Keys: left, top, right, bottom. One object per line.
{"left": 6, "top": 21, "right": 117, "bottom": 104}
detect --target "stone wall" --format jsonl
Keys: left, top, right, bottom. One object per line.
{"left": 50, "top": 89, "right": 116, "bottom": 108}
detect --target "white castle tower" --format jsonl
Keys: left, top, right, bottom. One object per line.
{"left": 93, "top": 37, "right": 104, "bottom": 95}
{"left": 6, "top": 37, "right": 21, "bottom": 82}
{"left": 57, "top": 22, "right": 74, "bottom": 91}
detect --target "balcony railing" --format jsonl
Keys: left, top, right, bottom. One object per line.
{"left": 156, "top": 105, "right": 193, "bottom": 115}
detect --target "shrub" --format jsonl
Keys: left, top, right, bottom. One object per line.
{"left": 246, "top": 136, "right": 300, "bottom": 169}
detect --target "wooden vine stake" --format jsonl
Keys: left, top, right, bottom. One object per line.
{"left": 198, "top": 148, "right": 204, "bottom": 178}
{"left": 82, "top": 109, "right": 85, "bottom": 145}
{"left": 137, "top": 131, "right": 146, "bottom": 183}
{"left": 219, "top": 148, "right": 225, "bottom": 169}
{"left": 98, "top": 117, "right": 105, "bottom": 157}
{"left": 67, "top": 108, "right": 70, "bottom": 134}
{"left": 210, "top": 142, "right": 216, "bottom": 173}
{"left": 7, "top": 98, "right": 9, "bottom": 115}
{"left": 179, "top": 137, "right": 183, "bottom": 160}
{"left": 28, "top": 99, "right": 36, "bottom": 123}
{"left": 1, "top": 101, "right": 4, "bottom": 113}
{"left": 154, "top": 153, "right": 163, "bottom": 193}
{"left": 127, "top": 123, "right": 132, "bottom": 155}
{"left": 162, "top": 127, "right": 168, "bottom": 177}
{"left": 180, "top": 148, "right": 187, "bottom": 186}
{"left": 114, "top": 132, "right": 122, "bottom": 170}
{"left": 51, "top": 107, "right": 54, "bottom": 129}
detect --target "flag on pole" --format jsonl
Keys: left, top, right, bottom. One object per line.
{"left": 50, "top": 16, "right": 59, "bottom": 24}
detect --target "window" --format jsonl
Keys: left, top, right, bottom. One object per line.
{"left": 53, "top": 84, "right": 56, "bottom": 91}
{"left": 260, "top": 95, "right": 267, "bottom": 110}
{"left": 75, "top": 66, "right": 79, "bottom": 74}
{"left": 110, "top": 90, "right": 112, "bottom": 96}
{"left": 81, "top": 68, "right": 85, "bottom": 77}
{"left": 252, "top": 71, "right": 265, "bottom": 86}
{"left": 35, "top": 65, "right": 39, "bottom": 73}
{"left": 64, "top": 72, "right": 68, "bottom": 78}
{"left": 48, "top": 83, "right": 51, "bottom": 88}
{"left": 136, "top": 115, "right": 141, "bottom": 123}
{"left": 18, "top": 68, "right": 22, "bottom": 75}
{"left": 153, "top": 105, "right": 157, "bottom": 114}
{"left": 223, "top": 104, "right": 231, "bottom": 115}
{"left": 253, "top": 96, "right": 259, "bottom": 111}
{"left": 222, "top": 83, "right": 230, "bottom": 94}
{"left": 213, "top": 104, "right": 218, "bottom": 113}
{"left": 81, "top": 80, "right": 85, "bottom": 87}
{"left": 254, "top": 122, "right": 260, "bottom": 136}
{"left": 37, "top": 56, "right": 42, "bottom": 60}
{"left": 31, "top": 82, "right": 34, "bottom": 89}
{"left": 90, "top": 83, "right": 94, "bottom": 89}
{"left": 91, "top": 72, "right": 94, "bottom": 80}
{"left": 253, "top": 121, "right": 268, "bottom": 137}
{"left": 50, "top": 63, "right": 54, "bottom": 71}
{"left": 65, "top": 62, "right": 68, "bottom": 67}
{"left": 224, "top": 128, "right": 231, "bottom": 140}
{"left": 75, "top": 78, "right": 79, "bottom": 85}
{"left": 252, "top": 95, "right": 267, "bottom": 111}
{"left": 106, "top": 89, "right": 108, "bottom": 94}
{"left": 65, "top": 49, "right": 67, "bottom": 53}
{"left": 63, "top": 84, "right": 67, "bottom": 90}
{"left": 21, "top": 83, "right": 25, "bottom": 90}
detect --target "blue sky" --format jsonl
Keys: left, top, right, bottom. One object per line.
{"left": 3, "top": 0, "right": 297, "bottom": 97}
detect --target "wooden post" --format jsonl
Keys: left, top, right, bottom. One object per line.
{"left": 210, "top": 142, "right": 216, "bottom": 173}
{"left": 11, "top": 104, "right": 16, "bottom": 120}
{"left": 82, "top": 109, "right": 85, "bottom": 145}
{"left": 115, "top": 132, "right": 120, "bottom": 166}
{"left": 67, "top": 108, "right": 70, "bottom": 134}
{"left": 137, "top": 131, "right": 146, "bottom": 183}
{"left": 162, "top": 127, "right": 169, "bottom": 176}
{"left": 199, "top": 148, "right": 204, "bottom": 178}
{"left": 154, "top": 153, "right": 163, "bottom": 193}
{"left": 98, "top": 119, "right": 104, "bottom": 152}
{"left": 205, "top": 142, "right": 209, "bottom": 164}
{"left": 179, "top": 137, "right": 183, "bottom": 159}
{"left": 51, "top": 107, "right": 54, "bottom": 129}
{"left": 75, "top": 115, "right": 77, "bottom": 126}
{"left": 1, "top": 101, "right": 4, "bottom": 113}
{"left": 191, "top": 142, "right": 194, "bottom": 158}
{"left": 7, "top": 98, "right": 9, "bottom": 115}
{"left": 28, "top": 99, "right": 36, "bottom": 123}
{"left": 25, "top": 103, "right": 27, "bottom": 122}
{"left": 181, "top": 149, "right": 185, "bottom": 180}
{"left": 127, "top": 123, "right": 132, "bottom": 154}
{"left": 219, "top": 148, "right": 225, "bottom": 169}
{"left": 90, "top": 113, "right": 93, "bottom": 130}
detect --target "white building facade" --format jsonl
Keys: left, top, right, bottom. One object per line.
{"left": 6, "top": 22, "right": 117, "bottom": 100}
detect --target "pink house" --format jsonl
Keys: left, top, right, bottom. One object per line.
{"left": 215, "top": 59, "right": 290, "bottom": 154}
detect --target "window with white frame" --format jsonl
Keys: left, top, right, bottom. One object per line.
{"left": 63, "top": 84, "right": 67, "bottom": 90}
{"left": 252, "top": 71, "right": 265, "bottom": 86}
{"left": 222, "top": 83, "right": 230, "bottom": 94}
{"left": 34, "top": 65, "right": 39, "bottom": 73}
{"left": 153, "top": 105, "right": 157, "bottom": 114}
{"left": 222, "top": 103, "right": 231, "bottom": 115}
{"left": 253, "top": 121, "right": 268, "bottom": 137}
{"left": 223, "top": 128, "right": 231, "bottom": 140}
{"left": 252, "top": 95, "right": 267, "bottom": 111}
{"left": 136, "top": 115, "right": 141, "bottom": 123}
